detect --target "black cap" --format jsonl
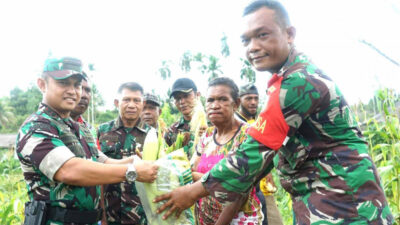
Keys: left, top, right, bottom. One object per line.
{"left": 170, "top": 78, "right": 197, "bottom": 98}
{"left": 239, "top": 83, "right": 258, "bottom": 97}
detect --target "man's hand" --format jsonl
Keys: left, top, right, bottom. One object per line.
{"left": 135, "top": 160, "right": 158, "bottom": 183}
{"left": 154, "top": 181, "right": 209, "bottom": 220}
{"left": 191, "top": 171, "right": 203, "bottom": 182}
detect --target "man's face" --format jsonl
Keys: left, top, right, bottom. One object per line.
{"left": 141, "top": 102, "right": 160, "bottom": 128}
{"left": 206, "top": 85, "right": 238, "bottom": 126}
{"left": 71, "top": 79, "right": 91, "bottom": 116}
{"left": 240, "top": 94, "right": 259, "bottom": 117}
{"left": 38, "top": 75, "right": 82, "bottom": 118}
{"left": 115, "top": 89, "right": 143, "bottom": 122}
{"left": 173, "top": 91, "right": 196, "bottom": 118}
{"left": 241, "top": 7, "right": 294, "bottom": 73}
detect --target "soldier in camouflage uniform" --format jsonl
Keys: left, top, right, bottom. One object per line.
{"left": 235, "top": 83, "right": 259, "bottom": 124}
{"left": 97, "top": 82, "right": 151, "bottom": 225}
{"left": 155, "top": 1, "right": 394, "bottom": 224}
{"left": 70, "top": 75, "right": 97, "bottom": 137}
{"left": 141, "top": 93, "right": 167, "bottom": 139}
{"left": 164, "top": 78, "right": 200, "bottom": 159}
{"left": 16, "top": 57, "right": 158, "bottom": 225}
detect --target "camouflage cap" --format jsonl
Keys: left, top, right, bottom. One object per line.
{"left": 42, "top": 57, "right": 86, "bottom": 80}
{"left": 144, "top": 93, "right": 161, "bottom": 106}
{"left": 239, "top": 83, "right": 258, "bottom": 97}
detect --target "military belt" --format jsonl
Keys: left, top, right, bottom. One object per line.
{"left": 47, "top": 207, "right": 102, "bottom": 224}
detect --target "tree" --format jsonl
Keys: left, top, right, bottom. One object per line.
{"left": 156, "top": 33, "right": 255, "bottom": 83}
{"left": 180, "top": 51, "right": 193, "bottom": 73}
{"left": 221, "top": 33, "right": 230, "bottom": 57}
{"left": 200, "top": 55, "right": 223, "bottom": 81}
{"left": 159, "top": 60, "right": 172, "bottom": 80}
{"left": 240, "top": 58, "right": 256, "bottom": 83}
{"left": 0, "top": 99, "right": 13, "bottom": 130}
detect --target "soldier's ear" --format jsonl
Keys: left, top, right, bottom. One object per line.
{"left": 37, "top": 78, "right": 47, "bottom": 93}
{"left": 114, "top": 99, "right": 119, "bottom": 108}
{"left": 286, "top": 26, "right": 296, "bottom": 45}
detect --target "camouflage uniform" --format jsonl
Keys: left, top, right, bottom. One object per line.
{"left": 76, "top": 115, "right": 97, "bottom": 138}
{"left": 164, "top": 116, "right": 194, "bottom": 159}
{"left": 201, "top": 49, "right": 394, "bottom": 224}
{"left": 16, "top": 103, "right": 107, "bottom": 225}
{"left": 97, "top": 117, "right": 150, "bottom": 225}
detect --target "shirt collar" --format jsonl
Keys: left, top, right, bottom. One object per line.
{"left": 112, "top": 117, "right": 149, "bottom": 133}
{"left": 175, "top": 116, "right": 189, "bottom": 128}
{"left": 38, "top": 103, "right": 70, "bottom": 122}
{"left": 276, "top": 48, "right": 310, "bottom": 78}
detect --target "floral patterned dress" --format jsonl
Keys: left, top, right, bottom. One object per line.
{"left": 193, "top": 122, "right": 263, "bottom": 225}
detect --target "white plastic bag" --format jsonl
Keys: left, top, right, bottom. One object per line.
{"left": 135, "top": 149, "right": 194, "bottom": 225}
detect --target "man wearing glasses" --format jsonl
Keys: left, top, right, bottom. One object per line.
{"left": 164, "top": 78, "right": 200, "bottom": 160}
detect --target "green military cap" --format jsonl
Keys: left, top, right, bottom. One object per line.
{"left": 42, "top": 57, "right": 86, "bottom": 80}
{"left": 144, "top": 93, "right": 161, "bottom": 106}
{"left": 239, "top": 83, "right": 258, "bottom": 97}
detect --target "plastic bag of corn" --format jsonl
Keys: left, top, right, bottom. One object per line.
{"left": 135, "top": 148, "right": 194, "bottom": 225}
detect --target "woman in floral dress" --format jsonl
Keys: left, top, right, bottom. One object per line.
{"left": 192, "top": 77, "right": 263, "bottom": 225}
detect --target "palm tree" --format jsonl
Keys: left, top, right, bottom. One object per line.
{"left": 0, "top": 100, "right": 13, "bottom": 129}
{"left": 240, "top": 58, "right": 256, "bottom": 83}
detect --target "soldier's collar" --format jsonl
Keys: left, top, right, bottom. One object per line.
{"left": 111, "top": 117, "right": 125, "bottom": 131}
{"left": 276, "top": 48, "right": 310, "bottom": 78}
{"left": 113, "top": 117, "right": 149, "bottom": 133}
{"left": 132, "top": 118, "right": 149, "bottom": 133}
{"left": 39, "top": 103, "right": 71, "bottom": 122}
{"left": 179, "top": 116, "right": 190, "bottom": 125}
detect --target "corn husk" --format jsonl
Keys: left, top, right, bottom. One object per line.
{"left": 142, "top": 128, "right": 160, "bottom": 161}
{"left": 189, "top": 99, "right": 207, "bottom": 162}
{"left": 165, "top": 132, "right": 185, "bottom": 154}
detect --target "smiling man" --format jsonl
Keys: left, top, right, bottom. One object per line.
{"left": 16, "top": 57, "right": 158, "bottom": 225}
{"left": 154, "top": 1, "right": 393, "bottom": 224}
{"left": 97, "top": 82, "right": 152, "bottom": 225}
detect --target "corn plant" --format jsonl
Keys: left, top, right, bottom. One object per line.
{"left": 0, "top": 148, "right": 27, "bottom": 224}
{"left": 354, "top": 88, "right": 400, "bottom": 223}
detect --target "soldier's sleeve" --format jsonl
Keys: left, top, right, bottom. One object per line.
{"left": 17, "top": 122, "right": 75, "bottom": 181}
{"left": 201, "top": 135, "right": 275, "bottom": 205}
{"left": 202, "top": 72, "right": 326, "bottom": 204}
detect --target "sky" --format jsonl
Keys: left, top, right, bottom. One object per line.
{"left": 0, "top": 0, "right": 399, "bottom": 109}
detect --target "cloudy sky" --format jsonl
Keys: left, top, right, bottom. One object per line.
{"left": 0, "top": 0, "right": 399, "bottom": 109}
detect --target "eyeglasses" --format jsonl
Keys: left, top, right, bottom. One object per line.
{"left": 172, "top": 92, "right": 194, "bottom": 104}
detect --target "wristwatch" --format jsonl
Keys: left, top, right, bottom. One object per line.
{"left": 125, "top": 163, "right": 137, "bottom": 183}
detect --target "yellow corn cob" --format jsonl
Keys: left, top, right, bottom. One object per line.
{"left": 142, "top": 128, "right": 159, "bottom": 161}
